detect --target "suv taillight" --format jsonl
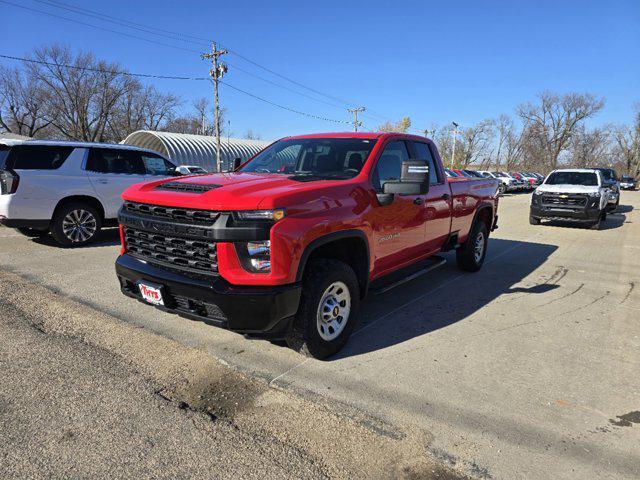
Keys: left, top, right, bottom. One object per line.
{"left": 0, "top": 169, "right": 19, "bottom": 195}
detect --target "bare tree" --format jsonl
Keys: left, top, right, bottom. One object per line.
{"left": 165, "top": 98, "right": 226, "bottom": 136}
{"left": 0, "top": 66, "right": 51, "bottom": 137}
{"left": 567, "top": 126, "right": 611, "bottom": 168}
{"left": 377, "top": 117, "right": 411, "bottom": 133}
{"left": 23, "top": 45, "right": 141, "bottom": 142}
{"left": 612, "top": 123, "right": 639, "bottom": 176}
{"left": 458, "top": 120, "right": 494, "bottom": 168}
{"left": 517, "top": 91, "right": 604, "bottom": 170}
{"left": 244, "top": 129, "right": 262, "bottom": 140}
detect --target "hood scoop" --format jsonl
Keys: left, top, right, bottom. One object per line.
{"left": 155, "top": 181, "right": 222, "bottom": 194}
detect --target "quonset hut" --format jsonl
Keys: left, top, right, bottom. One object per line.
{"left": 122, "top": 130, "right": 270, "bottom": 171}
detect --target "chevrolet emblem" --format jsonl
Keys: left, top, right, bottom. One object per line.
{"left": 559, "top": 194, "right": 568, "bottom": 198}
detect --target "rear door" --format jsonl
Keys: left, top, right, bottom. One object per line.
{"left": 85, "top": 148, "right": 147, "bottom": 219}
{"left": 369, "top": 140, "right": 428, "bottom": 275}
{"left": 410, "top": 141, "right": 452, "bottom": 252}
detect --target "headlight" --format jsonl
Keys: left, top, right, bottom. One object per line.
{"left": 533, "top": 189, "right": 543, "bottom": 195}
{"left": 586, "top": 191, "right": 601, "bottom": 197}
{"left": 236, "top": 209, "right": 285, "bottom": 221}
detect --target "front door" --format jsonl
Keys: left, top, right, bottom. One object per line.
{"left": 369, "top": 140, "right": 428, "bottom": 276}
{"left": 85, "top": 148, "right": 148, "bottom": 219}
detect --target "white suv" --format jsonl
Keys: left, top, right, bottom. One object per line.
{"left": 0, "top": 139, "right": 177, "bottom": 246}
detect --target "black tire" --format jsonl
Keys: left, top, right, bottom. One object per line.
{"left": 50, "top": 202, "right": 102, "bottom": 247}
{"left": 529, "top": 215, "right": 541, "bottom": 225}
{"left": 498, "top": 184, "right": 506, "bottom": 195}
{"left": 286, "top": 259, "right": 360, "bottom": 359}
{"left": 590, "top": 211, "right": 604, "bottom": 230}
{"left": 456, "top": 220, "right": 489, "bottom": 272}
{"left": 15, "top": 227, "right": 48, "bottom": 238}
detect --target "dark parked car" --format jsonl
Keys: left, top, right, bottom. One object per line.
{"left": 619, "top": 175, "right": 637, "bottom": 190}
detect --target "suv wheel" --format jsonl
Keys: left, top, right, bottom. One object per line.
{"left": 286, "top": 259, "right": 360, "bottom": 359}
{"left": 456, "top": 220, "right": 489, "bottom": 272}
{"left": 51, "top": 203, "right": 102, "bottom": 247}
{"left": 590, "top": 211, "right": 605, "bottom": 230}
{"left": 529, "top": 215, "right": 541, "bottom": 225}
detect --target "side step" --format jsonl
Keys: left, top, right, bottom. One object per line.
{"left": 369, "top": 256, "right": 447, "bottom": 295}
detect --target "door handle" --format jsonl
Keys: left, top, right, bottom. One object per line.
{"left": 441, "top": 193, "right": 450, "bottom": 200}
{"left": 413, "top": 198, "right": 424, "bottom": 205}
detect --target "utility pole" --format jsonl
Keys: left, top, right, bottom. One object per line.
{"left": 451, "top": 122, "right": 459, "bottom": 168}
{"left": 347, "top": 107, "right": 366, "bottom": 132}
{"left": 202, "top": 42, "right": 228, "bottom": 172}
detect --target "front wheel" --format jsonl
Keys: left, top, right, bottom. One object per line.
{"left": 529, "top": 215, "right": 541, "bottom": 225}
{"left": 286, "top": 259, "right": 360, "bottom": 359}
{"left": 456, "top": 221, "right": 489, "bottom": 272}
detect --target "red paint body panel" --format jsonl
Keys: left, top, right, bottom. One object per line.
{"left": 119, "top": 133, "right": 499, "bottom": 287}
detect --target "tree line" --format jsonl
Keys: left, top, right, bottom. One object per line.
{"left": 0, "top": 45, "right": 257, "bottom": 142}
{"left": 1, "top": 45, "right": 638, "bottom": 176}
{"left": 378, "top": 93, "right": 640, "bottom": 176}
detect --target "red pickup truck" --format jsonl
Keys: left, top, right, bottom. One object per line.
{"left": 116, "top": 133, "right": 499, "bottom": 358}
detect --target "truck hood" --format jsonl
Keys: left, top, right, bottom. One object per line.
{"left": 122, "top": 172, "right": 356, "bottom": 210}
{"left": 535, "top": 184, "right": 600, "bottom": 194}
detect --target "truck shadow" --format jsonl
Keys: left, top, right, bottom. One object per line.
{"left": 333, "top": 238, "right": 559, "bottom": 360}
{"left": 544, "top": 212, "right": 627, "bottom": 230}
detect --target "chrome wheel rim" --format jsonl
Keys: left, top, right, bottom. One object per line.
{"left": 62, "top": 209, "right": 97, "bottom": 243}
{"left": 473, "top": 231, "right": 485, "bottom": 263}
{"left": 317, "top": 281, "right": 351, "bottom": 341}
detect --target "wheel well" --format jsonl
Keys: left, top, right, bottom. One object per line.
{"left": 476, "top": 205, "right": 493, "bottom": 231}
{"left": 53, "top": 196, "right": 105, "bottom": 222}
{"left": 300, "top": 236, "right": 370, "bottom": 298}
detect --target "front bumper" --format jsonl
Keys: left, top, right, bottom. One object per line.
{"left": 530, "top": 204, "right": 601, "bottom": 221}
{"left": 620, "top": 184, "right": 635, "bottom": 190}
{"left": 115, "top": 254, "right": 301, "bottom": 338}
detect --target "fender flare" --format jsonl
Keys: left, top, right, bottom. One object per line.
{"left": 469, "top": 202, "right": 495, "bottom": 235}
{"left": 295, "top": 229, "right": 371, "bottom": 295}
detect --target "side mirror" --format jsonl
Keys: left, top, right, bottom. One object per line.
{"left": 383, "top": 160, "right": 430, "bottom": 196}
{"left": 232, "top": 157, "right": 242, "bottom": 171}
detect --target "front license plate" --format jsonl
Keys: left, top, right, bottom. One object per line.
{"left": 138, "top": 282, "right": 164, "bottom": 306}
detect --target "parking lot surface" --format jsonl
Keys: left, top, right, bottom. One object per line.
{"left": 1, "top": 192, "right": 639, "bottom": 479}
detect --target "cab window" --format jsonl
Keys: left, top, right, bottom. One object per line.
{"left": 412, "top": 142, "right": 441, "bottom": 185}
{"left": 372, "top": 141, "right": 410, "bottom": 191}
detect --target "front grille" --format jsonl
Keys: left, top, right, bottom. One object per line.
{"left": 124, "top": 226, "right": 218, "bottom": 276}
{"left": 155, "top": 181, "right": 221, "bottom": 193}
{"left": 123, "top": 202, "right": 219, "bottom": 225}
{"left": 541, "top": 194, "right": 587, "bottom": 207}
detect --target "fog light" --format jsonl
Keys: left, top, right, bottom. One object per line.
{"left": 244, "top": 240, "right": 271, "bottom": 272}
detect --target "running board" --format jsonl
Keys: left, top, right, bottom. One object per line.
{"left": 369, "top": 256, "right": 447, "bottom": 295}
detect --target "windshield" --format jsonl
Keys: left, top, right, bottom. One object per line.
{"left": 545, "top": 171, "right": 598, "bottom": 186}
{"left": 240, "top": 138, "right": 377, "bottom": 179}
{"left": 598, "top": 168, "right": 617, "bottom": 181}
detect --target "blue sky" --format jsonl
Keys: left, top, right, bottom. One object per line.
{"left": 2, "top": 0, "right": 639, "bottom": 139}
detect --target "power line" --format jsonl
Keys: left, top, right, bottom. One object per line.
{"left": 6, "top": 0, "right": 355, "bottom": 112}
{"left": 0, "top": 53, "right": 350, "bottom": 124}
{"left": 18, "top": 0, "right": 365, "bottom": 110}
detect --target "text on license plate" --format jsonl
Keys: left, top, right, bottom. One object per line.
{"left": 138, "top": 283, "right": 164, "bottom": 306}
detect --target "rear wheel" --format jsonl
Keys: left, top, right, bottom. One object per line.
{"left": 456, "top": 221, "right": 489, "bottom": 272}
{"left": 50, "top": 203, "right": 102, "bottom": 247}
{"left": 286, "top": 259, "right": 360, "bottom": 359}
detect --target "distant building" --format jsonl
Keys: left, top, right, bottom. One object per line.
{"left": 122, "top": 130, "right": 270, "bottom": 171}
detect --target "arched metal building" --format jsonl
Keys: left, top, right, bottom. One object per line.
{"left": 122, "top": 130, "right": 270, "bottom": 171}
